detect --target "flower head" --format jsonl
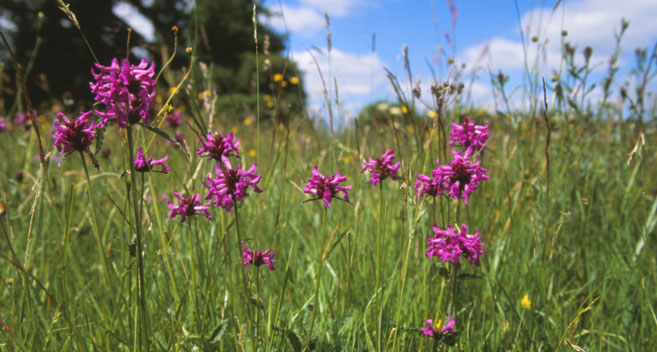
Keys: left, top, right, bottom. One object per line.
{"left": 0, "top": 118, "right": 8, "bottom": 133}
{"left": 165, "top": 111, "right": 181, "bottom": 128}
{"left": 450, "top": 116, "right": 489, "bottom": 153}
{"left": 433, "top": 149, "right": 488, "bottom": 204}
{"left": 167, "top": 192, "right": 211, "bottom": 223}
{"left": 420, "top": 316, "right": 455, "bottom": 340}
{"left": 52, "top": 111, "right": 96, "bottom": 155}
{"left": 360, "top": 149, "right": 401, "bottom": 186}
{"left": 204, "top": 161, "right": 262, "bottom": 214}
{"left": 90, "top": 58, "right": 156, "bottom": 127}
{"left": 414, "top": 168, "right": 443, "bottom": 199}
{"left": 14, "top": 111, "right": 34, "bottom": 129}
{"left": 426, "top": 223, "right": 486, "bottom": 269}
{"left": 303, "top": 166, "right": 352, "bottom": 208}
{"left": 521, "top": 294, "right": 532, "bottom": 309}
{"left": 197, "top": 131, "right": 241, "bottom": 164}
{"left": 134, "top": 147, "right": 170, "bottom": 173}
{"left": 240, "top": 241, "right": 276, "bottom": 271}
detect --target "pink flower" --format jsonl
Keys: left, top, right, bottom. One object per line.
{"left": 52, "top": 111, "right": 96, "bottom": 155}
{"left": 14, "top": 111, "right": 34, "bottom": 130}
{"left": 449, "top": 116, "right": 489, "bottom": 153}
{"left": 426, "top": 223, "right": 486, "bottom": 269}
{"left": 90, "top": 58, "right": 156, "bottom": 128}
{"left": 204, "top": 161, "right": 262, "bottom": 214}
{"left": 167, "top": 192, "right": 211, "bottom": 223}
{"left": 360, "top": 149, "right": 401, "bottom": 186}
{"left": 134, "top": 147, "right": 170, "bottom": 173}
{"left": 433, "top": 149, "right": 488, "bottom": 204}
{"left": 414, "top": 170, "right": 443, "bottom": 199}
{"left": 197, "top": 131, "right": 241, "bottom": 165}
{"left": 240, "top": 241, "right": 276, "bottom": 271}
{"left": 0, "top": 118, "right": 7, "bottom": 132}
{"left": 420, "top": 316, "right": 455, "bottom": 339}
{"left": 303, "top": 166, "right": 352, "bottom": 208}
{"left": 165, "top": 111, "right": 181, "bottom": 128}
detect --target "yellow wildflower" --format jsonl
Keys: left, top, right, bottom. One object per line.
{"left": 266, "top": 101, "right": 274, "bottom": 109}
{"left": 521, "top": 294, "right": 531, "bottom": 309}
{"left": 231, "top": 126, "right": 238, "bottom": 134}
{"left": 248, "top": 149, "right": 256, "bottom": 157}
{"left": 281, "top": 80, "right": 288, "bottom": 87}
{"left": 244, "top": 118, "right": 253, "bottom": 126}
{"left": 428, "top": 110, "right": 437, "bottom": 118}
{"left": 401, "top": 105, "right": 408, "bottom": 114}
{"left": 290, "top": 76, "right": 299, "bottom": 84}
{"left": 273, "top": 73, "right": 283, "bottom": 82}
{"left": 406, "top": 125, "right": 415, "bottom": 134}
{"left": 263, "top": 94, "right": 271, "bottom": 101}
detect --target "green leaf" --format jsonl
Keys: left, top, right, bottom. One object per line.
{"left": 139, "top": 123, "right": 190, "bottom": 160}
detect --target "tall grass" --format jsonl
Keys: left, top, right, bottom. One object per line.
{"left": 0, "top": 6, "right": 656, "bottom": 352}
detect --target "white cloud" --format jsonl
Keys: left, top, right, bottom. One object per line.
{"left": 292, "top": 47, "right": 387, "bottom": 117}
{"left": 266, "top": 4, "right": 326, "bottom": 35}
{"left": 299, "top": 0, "right": 363, "bottom": 16}
{"left": 113, "top": 2, "right": 155, "bottom": 42}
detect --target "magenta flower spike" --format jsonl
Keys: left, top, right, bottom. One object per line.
{"left": 0, "top": 118, "right": 7, "bottom": 132}
{"left": 167, "top": 192, "right": 211, "bottom": 223}
{"left": 134, "top": 147, "right": 170, "bottom": 173}
{"left": 303, "top": 166, "right": 352, "bottom": 208}
{"left": 414, "top": 167, "right": 443, "bottom": 199}
{"left": 426, "top": 223, "right": 486, "bottom": 269}
{"left": 14, "top": 111, "right": 34, "bottom": 130}
{"left": 240, "top": 241, "right": 276, "bottom": 271}
{"left": 360, "top": 149, "right": 401, "bottom": 186}
{"left": 197, "top": 131, "right": 241, "bottom": 165}
{"left": 90, "top": 58, "right": 156, "bottom": 128}
{"left": 165, "top": 111, "right": 181, "bottom": 128}
{"left": 420, "top": 316, "right": 455, "bottom": 339}
{"left": 52, "top": 111, "right": 96, "bottom": 155}
{"left": 433, "top": 149, "right": 488, "bottom": 204}
{"left": 450, "top": 116, "right": 489, "bottom": 153}
{"left": 204, "top": 160, "right": 262, "bottom": 214}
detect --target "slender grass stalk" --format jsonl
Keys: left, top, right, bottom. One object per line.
{"left": 233, "top": 199, "right": 254, "bottom": 347}
{"left": 305, "top": 207, "right": 328, "bottom": 350}
{"left": 126, "top": 126, "right": 150, "bottom": 351}
{"left": 79, "top": 151, "right": 115, "bottom": 294}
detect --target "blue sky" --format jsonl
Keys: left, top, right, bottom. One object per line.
{"left": 113, "top": 0, "right": 657, "bottom": 120}
{"left": 259, "top": 0, "right": 657, "bottom": 120}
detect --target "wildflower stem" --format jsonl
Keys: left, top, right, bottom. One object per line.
{"left": 375, "top": 182, "right": 385, "bottom": 351}
{"left": 126, "top": 126, "right": 150, "bottom": 351}
{"left": 233, "top": 199, "right": 254, "bottom": 346}
{"left": 79, "top": 151, "right": 114, "bottom": 295}
{"left": 306, "top": 207, "right": 328, "bottom": 350}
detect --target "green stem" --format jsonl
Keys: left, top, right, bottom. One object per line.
{"left": 376, "top": 182, "right": 385, "bottom": 351}
{"left": 305, "top": 207, "right": 328, "bottom": 350}
{"left": 79, "top": 151, "right": 114, "bottom": 294}
{"left": 127, "top": 126, "right": 150, "bottom": 351}
{"left": 233, "top": 200, "right": 253, "bottom": 346}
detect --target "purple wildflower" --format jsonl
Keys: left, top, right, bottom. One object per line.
{"left": 433, "top": 149, "right": 488, "bottom": 204}
{"left": 134, "top": 147, "right": 170, "bottom": 173}
{"left": 165, "top": 111, "right": 181, "bottom": 128}
{"left": 14, "top": 111, "right": 34, "bottom": 129}
{"left": 197, "top": 131, "right": 241, "bottom": 165}
{"left": 240, "top": 241, "right": 276, "bottom": 271}
{"left": 52, "top": 111, "right": 96, "bottom": 155}
{"left": 414, "top": 164, "right": 443, "bottom": 199}
{"left": 303, "top": 166, "right": 352, "bottom": 208}
{"left": 450, "top": 116, "right": 489, "bottom": 153}
{"left": 0, "top": 118, "right": 8, "bottom": 132}
{"left": 420, "top": 317, "right": 455, "bottom": 339}
{"left": 360, "top": 149, "right": 401, "bottom": 186}
{"left": 90, "top": 58, "right": 156, "bottom": 128}
{"left": 167, "top": 192, "right": 211, "bottom": 223}
{"left": 426, "top": 223, "right": 486, "bottom": 269}
{"left": 204, "top": 161, "right": 262, "bottom": 214}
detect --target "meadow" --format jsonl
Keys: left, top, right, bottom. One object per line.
{"left": 0, "top": 4, "right": 656, "bottom": 352}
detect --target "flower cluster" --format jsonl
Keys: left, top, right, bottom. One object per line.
{"left": 204, "top": 161, "right": 262, "bottom": 214}
{"left": 197, "top": 131, "right": 241, "bottom": 164}
{"left": 165, "top": 111, "right": 181, "bottom": 128}
{"left": 303, "top": 166, "right": 352, "bottom": 208}
{"left": 14, "top": 111, "right": 33, "bottom": 129}
{"left": 0, "top": 118, "right": 8, "bottom": 133}
{"left": 360, "top": 149, "right": 401, "bottom": 186}
{"left": 90, "top": 58, "right": 156, "bottom": 128}
{"left": 426, "top": 223, "right": 486, "bottom": 269}
{"left": 52, "top": 111, "right": 96, "bottom": 155}
{"left": 449, "top": 117, "right": 489, "bottom": 153}
{"left": 134, "top": 148, "right": 170, "bottom": 173}
{"left": 240, "top": 241, "right": 276, "bottom": 271}
{"left": 167, "top": 192, "right": 211, "bottom": 223}
{"left": 420, "top": 317, "right": 455, "bottom": 340}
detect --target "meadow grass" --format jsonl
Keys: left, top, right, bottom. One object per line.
{"left": 0, "top": 9, "right": 656, "bottom": 352}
